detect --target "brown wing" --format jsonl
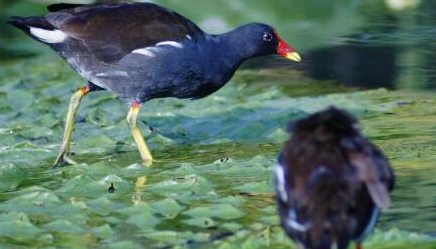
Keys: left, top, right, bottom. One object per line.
{"left": 45, "top": 2, "right": 203, "bottom": 63}
{"left": 348, "top": 143, "right": 394, "bottom": 209}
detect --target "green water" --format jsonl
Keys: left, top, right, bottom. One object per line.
{"left": 1, "top": 0, "right": 436, "bottom": 248}
{"left": 0, "top": 56, "right": 435, "bottom": 248}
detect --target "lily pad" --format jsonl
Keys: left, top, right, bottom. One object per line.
{"left": 1, "top": 12, "right": 436, "bottom": 248}
{"left": 0, "top": 164, "right": 26, "bottom": 191}
{"left": 0, "top": 220, "right": 45, "bottom": 240}
{"left": 150, "top": 198, "right": 184, "bottom": 219}
{"left": 184, "top": 204, "right": 245, "bottom": 220}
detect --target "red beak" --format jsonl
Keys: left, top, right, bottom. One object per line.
{"left": 275, "top": 31, "right": 301, "bottom": 62}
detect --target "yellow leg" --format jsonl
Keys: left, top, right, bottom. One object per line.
{"left": 127, "top": 101, "right": 153, "bottom": 166}
{"left": 53, "top": 86, "right": 89, "bottom": 167}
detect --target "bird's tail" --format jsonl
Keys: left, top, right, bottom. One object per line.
{"left": 8, "top": 16, "right": 53, "bottom": 33}
{"left": 8, "top": 16, "right": 68, "bottom": 45}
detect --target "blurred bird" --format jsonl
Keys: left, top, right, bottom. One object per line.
{"left": 8, "top": 2, "right": 301, "bottom": 167}
{"left": 275, "top": 107, "right": 395, "bottom": 249}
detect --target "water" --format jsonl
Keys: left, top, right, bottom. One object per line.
{"left": 0, "top": 0, "right": 436, "bottom": 248}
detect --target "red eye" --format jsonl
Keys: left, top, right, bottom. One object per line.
{"left": 263, "top": 32, "right": 273, "bottom": 42}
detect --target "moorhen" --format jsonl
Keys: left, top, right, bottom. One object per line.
{"left": 275, "top": 107, "right": 395, "bottom": 249}
{"left": 9, "top": 2, "right": 301, "bottom": 166}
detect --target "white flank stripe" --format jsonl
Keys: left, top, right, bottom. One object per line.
{"left": 287, "top": 210, "right": 308, "bottom": 232}
{"left": 96, "top": 71, "right": 128, "bottom": 77}
{"left": 186, "top": 35, "right": 192, "bottom": 40}
{"left": 132, "top": 48, "right": 156, "bottom": 57}
{"left": 274, "top": 163, "right": 288, "bottom": 202}
{"left": 156, "top": 41, "right": 184, "bottom": 49}
{"left": 30, "top": 27, "right": 67, "bottom": 43}
{"left": 288, "top": 219, "right": 308, "bottom": 232}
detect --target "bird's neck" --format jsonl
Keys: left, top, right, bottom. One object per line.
{"left": 204, "top": 29, "right": 257, "bottom": 84}
{"left": 212, "top": 28, "right": 259, "bottom": 64}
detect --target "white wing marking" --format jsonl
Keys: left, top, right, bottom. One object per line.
{"left": 30, "top": 27, "right": 67, "bottom": 43}
{"left": 274, "top": 163, "right": 288, "bottom": 202}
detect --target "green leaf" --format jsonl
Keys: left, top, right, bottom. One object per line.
{"left": 234, "top": 181, "right": 272, "bottom": 193}
{"left": 91, "top": 224, "right": 115, "bottom": 239}
{"left": 211, "top": 196, "right": 246, "bottom": 207}
{"left": 182, "top": 217, "right": 216, "bottom": 228}
{"left": 43, "top": 220, "right": 84, "bottom": 235}
{"left": 0, "top": 221, "right": 45, "bottom": 240}
{"left": 125, "top": 210, "right": 161, "bottom": 230}
{"left": 106, "top": 241, "right": 143, "bottom": 249}
{"left": 147, "top": 174, "right": 214, "bottom": 195}
{"left": 0, "top": 164, "right": 26, "bottom": 191}
{"left": 150, "top": 198, "right": 184, "bottom": 219}
{"left": 0, "top": 212, "right": 30, "bottom": 223}
{"left": 184, "top": 204, "right": 245, "bottom": 220}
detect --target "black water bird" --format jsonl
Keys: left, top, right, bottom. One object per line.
{"left": 275, "top": 107, "right": 395, "bottom": 249}
{"left": 9, "top": 2, "right": 301, "bottom": 166}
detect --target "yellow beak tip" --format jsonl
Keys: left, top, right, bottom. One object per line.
{"left": 286, "top": 52, "right": 302, "bottom": 62}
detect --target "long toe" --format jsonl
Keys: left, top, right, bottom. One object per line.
{"left": 141, "top": 158, "right": 153, "bottom": 167}
{"left": 52, "top": 152, "right": 77, "bottom": 168}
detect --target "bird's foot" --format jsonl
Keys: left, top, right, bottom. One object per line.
{"left": 53, "top": 151, "right": 77, "bottom": 168}
{"left": 141, "top": 158, "right": 153, "bottom": 167}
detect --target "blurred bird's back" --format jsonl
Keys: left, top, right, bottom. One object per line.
{"left": 275, "top": 107, "right": 394, "bottom": 249}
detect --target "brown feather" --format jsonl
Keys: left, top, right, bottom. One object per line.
{"left": 349, "top": 153, "right": 391, "bottom": 209}
{"left": 366, "top": 182, "right": 391, "bottom": 209}
{"left": 44, "top": 2, "right": 203, "bottom": 63}
{"left": 276, "top": 107, "right": 395, "bottom": 249}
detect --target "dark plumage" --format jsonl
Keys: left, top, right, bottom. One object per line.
{"left": 9, "top": 2, "right": 300, "bottom": 102}
{"left": 8, "top": 2, "right": 300, "bottom": 166}
{"left": 275, "top": 107, "right": 395, "bottom": 249}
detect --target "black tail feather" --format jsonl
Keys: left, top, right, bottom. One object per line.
{"left": 8, "top": 16, "right": 54, "bottom": 35}
{"left": 47, "top": 3, "right": 84, "bottom": 12}
{"left": 8, "top": 17, "right": 30, "bottom": 36}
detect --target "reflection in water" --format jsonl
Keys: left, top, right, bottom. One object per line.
{"left": 416, "top": 0, "right": 436, "bottom": 89}
{"left": 244, "top": 0, "right": 436, "bottom": 91}
{"left": 302, "top": 44, "right": 398, "bottom": 89}
{"left": 243, "top": 43, "right": 399, "bottom": 89}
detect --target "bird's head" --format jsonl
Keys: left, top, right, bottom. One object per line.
{"left": 235, "top": 23, "right": 301, "bottom": 62}
{"left": 288, "top": 107, "right": 361, "bottom": 142}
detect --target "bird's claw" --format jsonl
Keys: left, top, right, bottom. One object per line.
{"left": 53, "top": 151, "right": 77, "bottom": 168}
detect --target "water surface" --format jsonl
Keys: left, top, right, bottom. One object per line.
{"left": 0, "top": 0, "right": 436, "bottom": 248}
